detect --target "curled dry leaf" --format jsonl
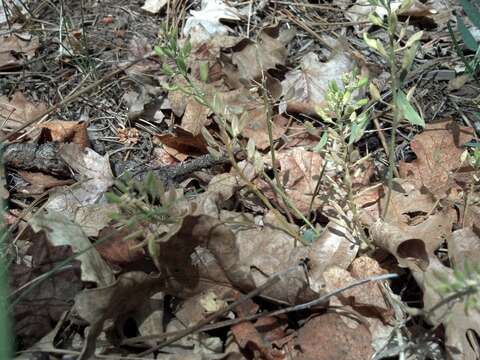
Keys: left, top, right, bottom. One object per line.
{"left": 370, "top": 179, "right": 455, "bottom": 272}
{"left": 0, "top": 92, "right": 47, "bottom": 133}
{"left": 280, "top": 47, "right": 355, "bottom": 115}
{"left": 399, "top": 120, "right": 475, "bottom": 198}
{"left": 0, "top": 34, "right": 39, "bottom": 70}
{"left": 39, "top": 120, "right": 90, "bottom": 149}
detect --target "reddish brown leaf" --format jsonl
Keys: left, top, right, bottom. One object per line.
{"left": 294, "top": 314, "right": 373, "bottom": 360}
{"left": 96, "top": 226, "right": 145, "bottom": 265}
{"left": 399, "top": 120, "right": 475, "bottom": 197}
{"left": 155, "top": 127, "right": 208, "bottom": 157}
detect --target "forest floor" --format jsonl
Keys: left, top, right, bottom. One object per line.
{"left": 1, "top": 0, "right": 480, "bottom": 359}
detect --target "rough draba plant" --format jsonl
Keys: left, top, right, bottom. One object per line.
{"left": 363, "top": 0, "right": 425, "bottom": 216}
{"left": 314, "top": 71, "right": 371, "bottom": 247}
{"left": 154, "top": 28, "right": 313, "bottom": 245}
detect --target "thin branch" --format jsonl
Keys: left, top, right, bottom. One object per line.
{"left": 127, "top": 273, "right": 398, "bottom": 349}
{"left": 138, "top": 264, "right": 305, "bottom": 356}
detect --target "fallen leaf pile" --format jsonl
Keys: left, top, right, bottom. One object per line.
{"left": 2, "top": 0, "right": 480, "bottom": 359}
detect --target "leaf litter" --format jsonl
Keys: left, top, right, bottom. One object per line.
{"left": 2, "top": 0, "right": 480, "bottom": 359}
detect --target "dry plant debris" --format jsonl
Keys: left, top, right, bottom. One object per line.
{"left": 2, "top": 0, "right": 480, "bottom": 359}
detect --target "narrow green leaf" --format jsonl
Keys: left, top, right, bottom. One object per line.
{"left": 399, "top": 0, "right": 414, "bottom": 11}
{"left": 199, "top": 61, "right": 209, "bottom": 82}
{"left": 396, "top": 91, "right": 425, "bottom": 127}
{"left": 368, "top": 12, "right": 384, "bottom": 27}
{"left": 349, "top": 112, "right": 369, "bottom": 144}
{"left": 405, "top": 30, "right": 423, "bottom": 48}
{"left": 460, "top": 0, "right": 480, "bottom": 29}
{"left": 313, "top": 131, "right": 329, "bottom": 152}
{"left": 246, "top": 138, "right": 256, "bottom": 160}
{"left": 457, "top": 15, "right": 479, "bottom": 51}
{"left": 363, "top": 33, "right": 379, "bottom": 51}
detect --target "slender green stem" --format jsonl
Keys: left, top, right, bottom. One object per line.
{"left": 225, "top": 142, "right": 307, "bottom": 244}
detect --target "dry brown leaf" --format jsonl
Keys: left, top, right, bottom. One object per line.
{"left": 257, "top": 147, "right": 325, "bottom": 216}
{"left": 223, "top": 26, "right": 294, "bottom": 85}
{"left": 370, "top": 179, "right": 456, "bottom": 271}
{"left": 96, "top": 226, "right": 145, "bottom": 265}
{"left": 45, "top": 144, "right": 114, "bottom": 219}
{"left": 293, "top": 313, "right": 373, "bottom": 360}
{"left": 73, "top": 203, "right": 118, "bottom": 237}
{"left": 241, "top": 111, "right": 288, "bottom": 150}
{"left": 413, "top": 257, "right": 480, "bottom": 360}
{"left": 29, "top": 210, "right": 115, "bottom": 287}
{"left": 0, "top": 92, "right": 47, "bottom": 132}
{"left": 39, "top": 120, "right": 89, "bottom": 148}
{"left": 155, "top": 127, "right": 208, "bottom": 157}
{"left": 126, "top": 35, "right": 159, "bottom": 75}
{"left": 181, "top": 98, "right": 211, "bottom": 136}
{"left": 322, "top": 264, "right": 396, "bottom": 354}
{"left": 10, "top": 234, "right": 82, "bottom": 348}
{"left": 18, "top": 171, "right": 74, "bottom": 194}
{"left": 399, "top": 120, "right": 475, "bottom": 198}
{"left": 280, "top": 47, "right": 356, "bottom": 114}
{"left": 0, "top": 34, "right": 39, "bottom": 70}
{"left": 74, "top": 271, "right": 163, "bottom": 360}
{"left": 448, "top": 227, "right": 480, "bottom": 270}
